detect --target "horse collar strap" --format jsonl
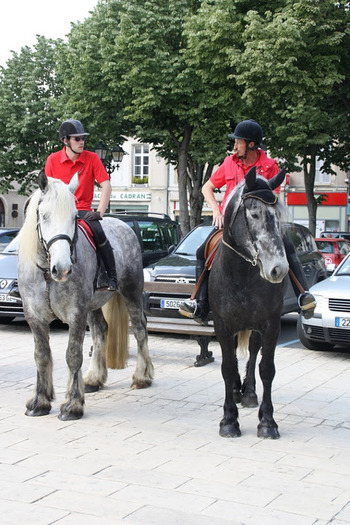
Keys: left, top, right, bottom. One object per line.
{"left": 242, "top": 190, "right": 278, "bottom": 205}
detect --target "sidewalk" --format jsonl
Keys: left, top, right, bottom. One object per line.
{"left": 1, "top": 320, "right": 350, "bottom": 525}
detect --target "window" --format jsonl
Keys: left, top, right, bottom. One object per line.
{"left": 133, "top": 144, "right": 149, "bottom": 184}
{"left": 315, "top": 157, "right": 331, "bottom": 184}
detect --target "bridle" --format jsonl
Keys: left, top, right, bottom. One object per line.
{"left": 36, "top": 206, "right": 78, "bottom": 267}
{"left": 222, "top": 192, "right": 278, "bottom": 267}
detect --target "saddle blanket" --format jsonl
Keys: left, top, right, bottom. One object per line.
{"left": 77, "top": 219, "right": 96, "bottom": 252}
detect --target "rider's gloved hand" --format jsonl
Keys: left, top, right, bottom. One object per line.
{"left": 84, "top": 211, "right": 102, "bottom": 221}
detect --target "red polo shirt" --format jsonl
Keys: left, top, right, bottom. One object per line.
{"left": 45, "top": 148, "right": 109, "bottom": 211}
{"left": 210, "top": 149, "right": 280, "bottom": 212}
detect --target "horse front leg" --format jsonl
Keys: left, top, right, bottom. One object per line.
{"left": 218, "top": 332, "right": 241, "bottom": 438}
{"left": 241, "top": 331, "right": 260, "bottom": 408}
{"left": 26, "top": 320, "right": 54, "bottom": 417}
{"left": 59, "top": 320, "right": 86, "bottom": 421}
{"left": 257, "top": 325, "right": 280, "bottom": 439}
{"left": 84, "top": 309, "right": 108, "bottom": 392}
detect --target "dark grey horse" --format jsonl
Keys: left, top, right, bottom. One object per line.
{"left": 209, "top": 167, "right": 288, "bottom": 439}
{"left": 18, "top": 171, "right": 153, "bottom": 421}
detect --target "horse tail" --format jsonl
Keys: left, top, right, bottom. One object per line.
{"left": 102, "top": 292, "right": 129, "bottom": 369}
{"left": 237, "top": 330, "right": 252, "bottom": 359}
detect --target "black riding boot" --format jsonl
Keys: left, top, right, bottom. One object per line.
{"left": 98, "top": 240, "right": 118, "bottom": 291}
{"left": 288, "top": 252, "right": 316, "bottom": 319}
{"left": 179, "top": 259, "right": 210, "bottom": 325}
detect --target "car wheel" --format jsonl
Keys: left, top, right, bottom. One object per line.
{"left": 297, "top": 316, "right": 334, "bottom": 351}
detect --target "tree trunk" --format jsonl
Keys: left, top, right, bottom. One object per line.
{"left": 177, "top": 125, "right": 192, "bottom": 236}
{"left": 188, "top": 161, "right": 215, "bottom": 230}
{"left": 303, "top": 146, "right": 318, "bottom": 236}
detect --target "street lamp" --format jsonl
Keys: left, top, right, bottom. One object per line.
{"left": 94, "top": 141, "right": 125, "bottom": 176}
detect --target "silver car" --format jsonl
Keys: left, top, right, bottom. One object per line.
{"left": 297, "top": 252, "right": 350, "bottom": 350}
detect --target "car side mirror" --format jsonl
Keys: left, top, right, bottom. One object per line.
{"left": 168, "top": 245, "right": 175, "bottom": 255}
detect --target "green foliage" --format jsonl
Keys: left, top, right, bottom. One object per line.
{"left": 0, "top": 36, "right": 63, "bottom": 194}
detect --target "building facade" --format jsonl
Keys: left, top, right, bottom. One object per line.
{"left": 1, "top": 138, "right": 349, "bottom": 234}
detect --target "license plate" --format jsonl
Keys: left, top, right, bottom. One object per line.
{"left": 0, "top": 293, "right": 16, "bottom": 303}
{"left": 335, "top": 317, "right": 350, "bottom": 328}
{"left": 160, "top": 298, "right": 183, "bottom": 309}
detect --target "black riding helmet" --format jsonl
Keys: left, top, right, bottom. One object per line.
{"left": 59, "top": 119, "right": 90, "bottom": 142}
{"left": 228, "top": 119, "right": 263, "bottom": 147}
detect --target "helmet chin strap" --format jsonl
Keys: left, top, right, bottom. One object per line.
{"left": 65, "top": 138, "right": 80, "bottom": 155}
{"left": 237, "top": 141, "right": 258, "bottom": 160}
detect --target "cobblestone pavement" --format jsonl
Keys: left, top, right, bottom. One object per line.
{"left": 1, "top": 319, "right": 350, "bottom": 525}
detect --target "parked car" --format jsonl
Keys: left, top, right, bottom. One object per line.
{"left": 297, "top": 252, "right": 350, "bottom": 351}
{"left": 0, "top": 237, "right": 23, "bottom": 322}
{"left": 315, "top": 237, "right": 350, "bottom": 274}
{"left": 0, "top": 213, "right": 181, "bottom": 322}
{"left": 143, "top": 222, "right": 328, "bottom": 319}
{"left": 319, "top": 231, "right": 350, "bottom": 241}
{"left": 0, "top": 227, "right": 19, "bottom": 252}
{"left": 106, "top": 212, "right": 181, "bottom": 267}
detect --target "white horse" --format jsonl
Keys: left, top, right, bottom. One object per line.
{"left": 18, "top": 171, "right": 153, "bottom": 420}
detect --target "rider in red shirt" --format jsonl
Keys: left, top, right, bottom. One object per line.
{"left": 179, "top": 119, "right": 316, "bottom": 324}
{"left": 45, "top": 119, "right": 117, "bottom": 291}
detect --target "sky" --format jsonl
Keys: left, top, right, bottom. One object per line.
{"left": 0, "top": 0, "right": 99, "bottom": 67}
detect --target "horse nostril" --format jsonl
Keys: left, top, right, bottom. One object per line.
{"left": 51, "top": 265, "right": 58, "bottom": 276}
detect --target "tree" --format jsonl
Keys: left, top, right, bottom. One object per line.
{"left": 233, "top": 0, "right": 346, "bottom": 234}
{"left": 0, "top": 36, "right": 63, "bottom": 194}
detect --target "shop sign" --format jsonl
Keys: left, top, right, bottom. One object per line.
{"left": 94, "top": 191, "right": 151, "bottom": 202}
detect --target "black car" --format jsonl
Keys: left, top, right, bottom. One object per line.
{"left": 143, "top": 222, "right": 328, "bottom": 319}
{"left": 106, "top": 212, "right": 181, "bottom": 267}
{"left": 0, "top": 227, "right": 19, "bottom": 252}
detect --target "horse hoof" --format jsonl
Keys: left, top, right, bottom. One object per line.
{"left": 131, "top": 378, "right": 152, "bottom": 389}
{"left": 25, "top": 407, "right": 51, "bottom": 417}
{"left": 257, "top": 425, "right": 280, "bottom": 439}
{"left": 58, "top": 411, "right": 83, "bottom": 421}
{"left": 219, "top": 422, "right": 241, "bottom": 438}
{"left": 85, "top": 384, "right": 100, "bottom": 393}
{"left": 241, "top": 393, "right": 259, "bottom": 408}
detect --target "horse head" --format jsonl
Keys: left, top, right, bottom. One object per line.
{"left": 36, "top": 171, "right": 78, "bottom": 282}
{"left": 224, "top": 166, "right": 289, "bottom": 283}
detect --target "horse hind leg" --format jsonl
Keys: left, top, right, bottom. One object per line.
{"left": 129, "top": 309, "right": 154, "bottom": 389}
{"left": 241, "top": 331, "right": 260, "bottom": 408}
{"left": 25, "top": 321, "right": 54, "bottom": 417}
{"left": 84, "top": 308, "right": 108, "bottom": 393}
{"left": 123, "top": 294, "right": 153, "bottom": 388}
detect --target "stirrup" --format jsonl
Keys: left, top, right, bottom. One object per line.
{"left": 179, "top": 299, "right": 208, "bottom": 326}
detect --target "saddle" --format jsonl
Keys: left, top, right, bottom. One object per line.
{"left": 190, "top": 228, "right": 223, "bottom": 300}
{"left": 204, "top": 228, "right": 223, "bottom": 270}
{"left": 77, "top": 219, "right": 96, "bottom": 252}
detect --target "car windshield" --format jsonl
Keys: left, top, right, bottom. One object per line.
{"left": 3, "top": 237, "right": 19, "bottom": 254}
{"left": 336, "top": 254, "right": 350, "bottom": 276}
{"left": 175, "top": 225, "right": 213, "bottom": 256}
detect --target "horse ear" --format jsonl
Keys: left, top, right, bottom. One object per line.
{"left": 38, "top": 170, "right": 48, "bottom": 192}
{"left": 269, "top": 169, "right": 286, "bottom": 191}
{"left": 244, "top": 166, "right": 257, "bottom": 192}
{"left": 68, "top": 172, "right": 79, "bottom": 194}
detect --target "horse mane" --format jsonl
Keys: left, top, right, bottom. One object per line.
{"left": 18, "top": 177, "right": 77, "bottom": 264}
